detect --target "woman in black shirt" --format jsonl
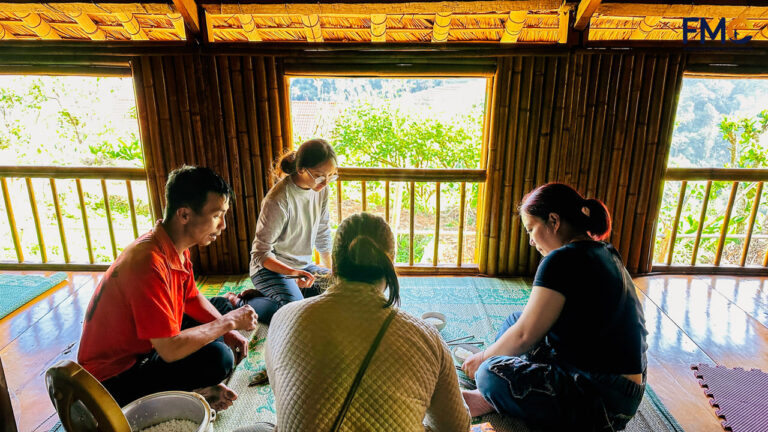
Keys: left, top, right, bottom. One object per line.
{"left": 461, "top": 183, "right": 648, "bottom": 431}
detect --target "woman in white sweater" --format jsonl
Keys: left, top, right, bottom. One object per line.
{"left": 261, "top": 212, "right": 470, "bottom": 432}
{"left": 226, "top": 139, "right": 336, "bottom": 324}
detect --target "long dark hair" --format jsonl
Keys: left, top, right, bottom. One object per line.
{"left": 520, "top": 183, "right": 612, "bottom": 241}
{"left": 333, "top": 212, "right": 400, "bottom": 308}
{"left": 276, "top": 138, "right": 337, "bottom": 177}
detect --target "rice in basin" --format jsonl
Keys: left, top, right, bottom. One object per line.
{"left": 140, "top": 419, "right": 198, "bottom": 432}
{"left": 454, "top": 347, "right": 474, "bottom": 362}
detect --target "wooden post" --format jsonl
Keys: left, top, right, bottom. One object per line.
{"left": 409, "top": 181, "right": 415, "bottom": 266}
{"left": 336, "top": 179, "right": 343, "bottom": 224}
{"left": 101, "top": 179, "right": 117, "bottom": 260}
{"left": 76, "top": 179, "right": 94, "bottom": 264}
{"left": 50, "top": 179, "right": 70, "bottom": 263}
{"left": 433, "top": 182, "right": 440, "bottom": 266}
{"left": 385, "top": 181, "right": 390, "bottom": 224}
{"left": 126, "top": 181, "right": 139, "bottom": 239}
{"left": 25, "top": 178, "right": 47, "bottom": 263}
{"left": 1, "top": 178, "right": 23, "bottom": 263}
{"left": 714, "top": 181, "right": 739, "bottom": 266}
{"left": 691, "top": 180, "right": 712, "bottom": 266}
{"left": 666, "top": 181, "right": 687, "bottom": 266}
{"left": 740, "top": 181, "right": 763, "bottom": 266}
{"left": 361, "top": 180, "right": 367, "bottom": 212}
{"left": 371, "top": 14, "right": 387, "bottom": 42}
{"left": 457, "top": 182, "right": 466, "bottom": 266}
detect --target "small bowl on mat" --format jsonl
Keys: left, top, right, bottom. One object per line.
{"left": 452, "top": 343, "right": 481, "bottom": 365}
{"left": 421, "top": 312, "right": 447, "bottom": 331}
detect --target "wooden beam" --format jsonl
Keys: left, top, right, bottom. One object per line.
{"left": 558, "top": 4, "right": 570, "bottom": 43}
{"left": 574, "top": 0, "right": 601, "bottom": 31}
{"left": 599, "top": 4, "right": 768, "bottom": 19}
{"left": 115, "top": 12, "right": 149, "bottom": 40}
{"left": 209, "top": 2, "right": 563, "bottom": 15}
{"left": 371, "top": 13, "right": 387, "bottom": 42}
{"left": 432, "top": 12, "right": 451, "bottom": 42}
{"left": 238, "top": 14, "right": 261, "bottom": 41}
{"left": 69, "top": 10, "right": 106, "bottom": 41}
{"left": 172, "top": 0, "right": 199, "bottom": 37}
{"left": 1, "top": 3, "right": 174, "bottom": 15}
{"left": 500, "top": 10, "right": 527, "bottom": 43}
{"left": 629, "top": 16, "right": 660, "bottom": 40}
{"left": 18, "top": 12, "right": 60, "bottom": 39}
{"left": 205, "top": 10, "right": 215, "bottom": 42}
{"left": 0, "top": 24, "right": 15, "bottom": 40}
{"left": 168, "top": 13, "right": 188, "bottom": 40}
{"left": 301, "top": 14, "right": 323, "bottom": 42}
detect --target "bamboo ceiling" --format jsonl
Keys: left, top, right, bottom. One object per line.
{"left": 1, "top": 1, "right": 768, "bottom": 43}
{"left": 0, "top": 2, "right": 186, "bottom": 41}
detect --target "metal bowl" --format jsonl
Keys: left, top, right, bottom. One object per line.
{"left": 122, "top": 391, "right": 214, "bottom": 432}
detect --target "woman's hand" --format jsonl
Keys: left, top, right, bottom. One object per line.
{"left": 292, "top": 269, "right": 315, "bottom": 288}
{"left": 461, "top": 350, "right": 486, "bottom": 380}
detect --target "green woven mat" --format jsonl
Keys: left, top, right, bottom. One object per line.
{"left": 195, "top": 276, "right": 682, "bottom": 432}
{"left": 0, "top": 272, "right": 68, "bottom": 320}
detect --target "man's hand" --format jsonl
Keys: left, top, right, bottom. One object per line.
{"left": 223, "top": 330, "right": 248, "bottom": 364}
{"left": 461, "top": 350, "right": 486, "bottom": 380}
{"left": 224, "top": 305, "right": 258, "bottom": 331}
{"left": 292, "top": 269, "right": 315, "bottom": 289}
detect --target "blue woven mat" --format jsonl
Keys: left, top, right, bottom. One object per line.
{"left": 0, "top": 272, "right": 68, "bottom": 320}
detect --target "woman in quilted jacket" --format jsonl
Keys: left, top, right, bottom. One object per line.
{"left": 247, "top": 212, "right": 470, "bottom": 432}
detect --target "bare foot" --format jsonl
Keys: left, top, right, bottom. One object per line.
{"left": 194, "top": 383, "right": 238, "bottom": 411}
{"left": 461, "top": 389, "right": 495, "bottom": 417}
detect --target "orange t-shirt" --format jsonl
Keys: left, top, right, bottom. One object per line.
{"left": 77, "top": 221, "right": 200, "bottom": 381}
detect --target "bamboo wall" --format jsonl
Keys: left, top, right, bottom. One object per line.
{"left": 479, "top": 52, "right": 686, "bottom": 276}
{"left": 132, "top": 55, "right": 290, "bottom": 274}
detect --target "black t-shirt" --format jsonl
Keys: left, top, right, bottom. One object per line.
{"left": 533, "top": 241, "right": 648, "bottom": 375}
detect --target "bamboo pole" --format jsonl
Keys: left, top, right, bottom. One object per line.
{"left": 24, "top": 177, "right": 47, "bottom": 263}
{"left": 496, "top": 58, "right": 516, "bottom": 275}
{"left": 205, "top": 56, "right": 227, "bottom": 274}
{"left": 666, "top": 181, "right": 687, "bottom": 266}
{"left": 338, "top": 167, "right": 485, "bottom": 182}
{"left": 385, "top": 180, "right": 390, "bottom": 224}
{"left": 191, "top": 55, "right": 214, "bottom": 271}
{"left": 691, "top": 180, "right": 712, "bottom": 266}
{"left": 0, "top": 166, "right": 146, "bottom": 180}
{"left": 1, "top": 177, "right": 23, "bottom": 263}
{"left": 361, "top": 180, "right": 367, "bottom": 212}
{"left": 409, "top": 181, "right": 415, "bottom": 266}
{"left": 337, "top": 179, "right": 343, "bottom": 224}
{"left": 526, "top": 56, "right": 549, "bottom": 275}
{"left": 101, "top": 179, "right": 117, "bottom": 260}
{"left": 458, "top": 181, "right": 466, "bottom": 266}
{"left": 126, "top": 181, "right": 139, "bottom": 239}
{"left": 49, "top": 179, "right": 70, "bottom": 263}
{"left": 243, "top": 56, "right": 266, "bottom": 212}
{"left": 714, "top": 181, "right": 739, "bottom": 266}
{"left": 665, "top": 168, "right": 768, "bottom": 182}
{"left": 76, "top": 179, "right": 94, "bottom": 264}
{"left": 740, "top": 181, "right": 763, "bottom": 266}
{"left": 254, "top": 58, "right": 275, "bottom": 190}
{"left": 515, "top": 58, "right": 535, "bottom": 274}
{"left": 433, "top": 182, "right": 440, "bottom": 266}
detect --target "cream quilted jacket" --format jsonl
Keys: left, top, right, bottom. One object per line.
{"left": 265, "top": 280, "right": 471, "bottom": 432}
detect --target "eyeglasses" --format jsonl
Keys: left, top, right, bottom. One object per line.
{"left": 305, "top": 170, "right": 339, "bottom": 185}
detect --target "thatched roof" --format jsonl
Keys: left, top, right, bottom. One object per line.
{"left": 0, "top": 1, "right": 766, "bottom": 43}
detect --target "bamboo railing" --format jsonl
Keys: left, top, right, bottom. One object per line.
{"left": 0, "top": 166, "right": 149, "bottom": 271}
{"left": 337, "top": 167, "right": 485, "bottom": 274}
{"left": 653, "top": 168, "right": 768, "bottom": 275}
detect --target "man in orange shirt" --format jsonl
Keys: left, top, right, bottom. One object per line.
{"left": 78, "top": 166, "right": 258, "bottom": 410}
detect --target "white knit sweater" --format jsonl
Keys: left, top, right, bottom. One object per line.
{"left": 265, "top": 280, "right": 471, "bottom": 432}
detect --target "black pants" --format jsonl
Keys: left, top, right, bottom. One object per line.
{"left": 102, "top": 297, "right": 236, "bottom": 407}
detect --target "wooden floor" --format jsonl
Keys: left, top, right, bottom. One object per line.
{"left": 1, "top": 272, "right": 767, "bottom": 431}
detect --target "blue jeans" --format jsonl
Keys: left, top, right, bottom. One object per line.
{"left": 245, "top": 264, "right": 329, "bottom": 324}
{"left": 476, "top": 312, "right": 646, "bottom": 430}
